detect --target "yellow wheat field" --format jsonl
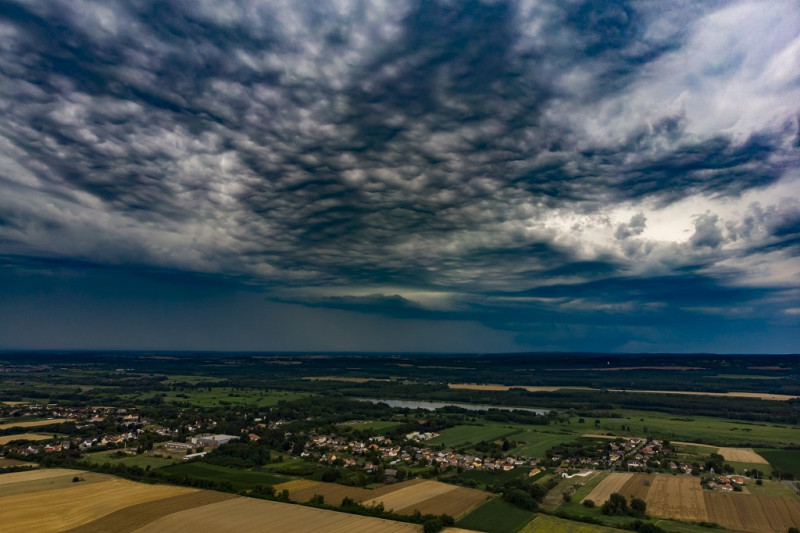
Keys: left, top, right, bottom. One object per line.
{"left": 132, "top": 496, "right": 423, "bottom": 533}
{"left": 1, "top": 477, "right": 197, "bottom": 532}
{"left": 645, "top": 475, "right": 708, "bottom": 522}
{"left": 582, "top": 473, "right": 633, "bottom": 504}
{"left": 0, "top": 467, "right": 85, "bottom": 485}
{"left": 0, "top": 419, "right": 74, "bottom": 430}
{"left": 0, "top": 433, "right": 55, "bottom": 444}
{"left": 705, "top": 492, "right": 800, "bottom": 533}
{"left": 717, "top": 447, "right": 769, "bottom": 464}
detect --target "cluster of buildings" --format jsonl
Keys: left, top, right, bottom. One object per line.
{"left": 305, "top": 431, "right": 534, "bottom": 473}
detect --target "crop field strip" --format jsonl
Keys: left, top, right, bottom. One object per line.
{"left": 0, "top": 471, "right": 113, "bottom": 498}
{"left": 582, "top": 472, "right": 633, "bottom": 504}
{"left": 0, "top": 477, "right": 198, "bottom": 533}
{"left": 704, "top": 492, "right": 800, "bottom": 533}
{"left": 64, "top": 490, "right": 238, "bottom": 533}
{"left": 0, "top": 433, "right": 55, "bottom": 444}
{"left": 274, "top": 479, "right": 375, "bottom": 506}
{"left": 393, "top": 486, "right": 491, "bottom": 519}
{"left": 0, "top": 419, "right": 75, "bottom": 430}
{"left": 717, "top": 447, "right": 769, "bottom": 464}
{"left": 521, "top": 514, "right": 627, "bottom": 532}
{"left": 0, "top": 467, "right": 86, "bottom": 485}
{"left": 644, "top": 475, "right": 708, "bottom": 522}
{"left": 131, "top": 496, "right": 425, "bottom": 533}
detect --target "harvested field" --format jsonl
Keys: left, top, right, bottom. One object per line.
{"left": 0, "top": 471, "right": 111, "bottom": 498}
{"left": 0, "top": 477, "right": 197, "bottom": 532}
{"left": 705, "top": 492, "right": 800, "bottom": 533}
{"left": 718, "top": 447, "right": 769, "bottom": 464}
{"left": 0, "top": 433, "right": 54, "bottom": 444}
{"left": 363, "top": 480, "right": 456, "bottom": 510}
{"left": 133, "top": 496, "right": 422, "bottom": 533}
{"left": 0, "top": 419, "right": 73, "bottom": 430}
{"left": 393, "top": 485, "right": 490, "bottom": 519}
{"left": 274, "top": 479, "right": 373, "bottom": 506}
{"left": 644, "top": 475, "right": 707, "bottom": 522}
{"left": 361, "top": 479, "right": 491, "bottom": 519}
{"left": 0, "top": 467, "right": 84, "bottom": 485}
{"left": 65, "top": 490, "right": 237, "bottom": 533}
{"left": 619, "top": 473, "right": 654, "bottom": 501}
{"left": 582, "top": 472, "right": 633, "bottom": 504}
{"left": 0, "top": 457, "right": 36, "bottom": 467}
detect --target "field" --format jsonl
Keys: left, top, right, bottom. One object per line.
{"left": 582, "top": 472, "right": 633, "bottom": 505}
{"left": 128, "top": 388, "right": 309, "bottom": 407}
{"left": 744, "top": 479, "right": 798, "bottom": 497}
{"left": 0, "top": 470, "right": 198, "bottom": 532}
{"left": 0, "top": 433, "right": 53, "bottom": 444}
{"left": 587, "top": 410, "right": 800, "bottom": 447}
{"left": 84, "top": 450, "right": 178, "bottom": 469}
{"left": 0, "top": 419, "right": 71, "bottom": 430}
{"left": 160, "top": 462, "right": 294, "bottom": 490}
{"left": 758, "top": 448, "right": 800, "bottom": 477}
{"left": 426, "top": 425, "right": 518, "bottom": 447}
{"left": 132, "top": 496, "right": 424, "bottom": 533}
{"left": 339, "top": 420, "right": 404, "bottom": 432}
{"left": 0, "top": 469, "right": 430, "bottom": 533}
{"left": 717, "top": 447, "right": 769, "bottom": 464}
{"left": 644, "top": 476, "right": 707, "bottom": 522}
{"left": 274, "top": 479, "right": 373, "bottom": 505}
{"left": 456, "top": 497, "right": 537, "bottom": 533}
{"left": 704, "top": 492, "right": 800, "bottom": 533}
{"left": 0, "top": 457, "right": 36, "bottom": 468}
{"left": 446, "top": 383, "right": 798, "bottom": 401}
{"left": 511, "top": 429, "right": 580, "bottom": 459}
{"left": 361, "top": 479, "right": 490, "bottom": 519}
{"left": 521, "top": 514, "right": 625, "bottom": 532}
{"left": 459, "top": 467, "right": 533, "bottom": 487}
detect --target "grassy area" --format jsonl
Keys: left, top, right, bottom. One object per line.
{"left": 83, "top": 450, "right": 177, "bottom": 469}
{"left": 459, "top": 467, "right": 533, "bottom": 487}
{"left": 571, "top": 471, "right": 610, "bottom": 501}
{"left": 588, "top": 410, "right": 800, "bottom": 447}
{"left": 338, "top": 420, "right": 403, "bottom": 432}
{"left": 757, "top": 448, "right": 800, "bottom": 477}
{"left": 160, "top": 462, "right": 295, "bottom": 490}
{"left": 521, "top": 514, "right": 625, "bottom": 532}
{"left": 456, "top": 497, "right": 536, "bottom": 533}
{"left": 512, "top": 429, "right": 580, "bottom": 459}
{"left": 743, "top": 479, "right": 798, "bottom": 497}
{"left": 127, "top": 388, "right": 310, "bottom": 407}
{"left": 725, "top": 460, "right": 772, "bottom": 476}
{"left": 427, "top": 425, "right": 520, "bottom": 448}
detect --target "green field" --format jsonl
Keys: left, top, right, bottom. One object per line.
{"left": 83, "top": 450, "right": 177, "bottom": 469}
{"left": 743, "top": 479, "right": 797, "bottom": 497}
{"left": 427, "top": 425, "right": 520, "bottom": 448}
{"left": 521, "top": 514, "right": 625, "bottom": 532}
{"left": 338, "top": 420, "right": 403, "bottom": 432}
{"left": 512, "top": 429, "right": 581, "bottom": 459}
{"left": 757, "top": 448, "right": 800, "bottom": 477}
{"left": 589, "top": 410, "right": 800, "bottom": 447}
{"left": 459, "top": 467, "right": 533, "bottom": 487}
{"left": 160, "top": 462, "right": 295, "bottom": 490}
{"left": 456, "top": 497, "right": 537, "bottom": 533}
{"left": 126, "top": 388, "right": 310, "bottom": 407}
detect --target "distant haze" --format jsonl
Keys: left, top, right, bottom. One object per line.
{"left": 0, "top": 1, "right": 798, "bottom": 352}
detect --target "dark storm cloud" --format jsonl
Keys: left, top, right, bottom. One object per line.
{"left": 0, "top": 0, "right": 798, "bottom": 351}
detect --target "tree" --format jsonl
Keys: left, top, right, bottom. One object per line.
{"left": 631, "top": 497, "right": 647, "bottom": 514}
{"left": 583, "top": 499, "right": 595, "bottom": 508}
{"left": 601, "top": 492, "right": 629, "bottom": 515}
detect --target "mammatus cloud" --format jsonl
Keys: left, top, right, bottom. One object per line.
{"left": 0, "top": 0, "right": 798, "bottom": 351}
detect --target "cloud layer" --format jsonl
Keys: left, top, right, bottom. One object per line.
{"left": 0, "top": 0, "right": 798, "bottom": 351}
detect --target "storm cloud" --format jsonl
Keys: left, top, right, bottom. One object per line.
{"left": 0, "top": 0, "right": 798, "bottom": 352}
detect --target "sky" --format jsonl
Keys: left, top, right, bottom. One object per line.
{"left": 0, "top": 0, "right": 798, "bottom": 353}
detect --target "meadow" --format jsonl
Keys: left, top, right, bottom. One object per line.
{"left": 160, "top": 462, "right": 294, "bottom": 490}
{"left": 456, "top": 497, "right": 537, "bottom": 533}
{"left": 757, "top": 449, "right": 800, "bottom": 477}
{"left": 83, "top": 449, "right": 178, "bottom": 469}
{"left": 426, "top": 424, "right": 520, "bottom": 448}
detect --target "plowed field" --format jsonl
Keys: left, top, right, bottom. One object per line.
{"left": 582, "top": 473, "right": 633, "bottom": 504}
